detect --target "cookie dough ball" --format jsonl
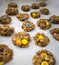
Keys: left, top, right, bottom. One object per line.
{"left": 49, "top": 15, "right": 59, "bottom": 24}
{"left": 0, "top": 25, "right": 14, "bottom": 36}
{"left": 32, "top": 50, "right": 56, "bottom": 65}
{"left": 31, "top": 3, "right": 39, "bottom": 9}
{"left": 8, "top": 2, "right": 18, "bottom": 8}
{"left": 0, "top": 15, "right": 11, "bottom": 24}
{"left": 31, "top": 11, "right": 40, "bottom": 18}
{"left": 16, "top": 13, "right": 29, "bottom": 21}
{"left": 40, "top": 8, "right": 49, "bottom": 15}
{"left": 12, "top": 32, "right": 31, "bottom": 48}
{"left": 39, "top": 2, "right": 46, "bottom": 7}
{"left": 37, "top": 19, "right": 51, "bottom": 30}
{"left": 6, "top": 7, "right": 18, "bottom": 16}
{"left": 0, "top": 44, "right": 13, "bottom": 64}
{"left": 33, "top": 33, "right": 49, "bottom": 47}
{"left": 50, "top": 28, "right": 59, "bottom": 41}
{"left": 21, "top": 5, "right": 30, "bottom": 12}
{"left": 22, "top": 20, "right": 35, "bottom": 32}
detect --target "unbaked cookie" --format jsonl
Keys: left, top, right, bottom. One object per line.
{"left": 32, "top": 50, "right": 56, "bottom": 65}
{"left": 31, "top": 3, "right": 39, "bottom": 9}
{"left": 0, "top": 44, "right": 13, "bottom": 65}
{"left": 16, "top": 13, "right": 29, "bottom": 21}
{"left": 33, "top": 33, "right": 49, "bottom": 47}
{"left": 39, "top": 2, "right": 46, "bottom": 7}
{"left": 22, "top": 20, "right": 35, "bottom": 32}
{"left": 6, "top": 7, "right": 18, "bottom": 16}
{"left": 49, "top": 15, "right": 59, "bottom": 24}
{"left": 21, "top": 5, "right": 30, "bottom": 12}
{"left": 0, "top": 25, "right": 14, "bottom": 36}
{"left": 50, "top": 28, "right": 59, "bottom": 41}
{"left": 12, "top": 32, "right": 31, "bottom": 48}
{"left": 31, "top": 11, "right": 40, "bottom": 18}
{"left": 8, "top": 2, "right": 18, "bottom": 8}
{"left": 0, "top": 15, "right": 11, "bottom": 24}
{"left": 40, "top": 8, "right": 49, "bottom": 15}
{"left": 37, "top": 19, "right": 51, "bottom": 30}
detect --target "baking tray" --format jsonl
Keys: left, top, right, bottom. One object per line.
{"left": 0, "top": 0, "right": 59, "bottom": 65}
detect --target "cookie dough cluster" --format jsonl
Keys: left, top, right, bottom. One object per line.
{"left": 37, "top": 19, "right": 51, "bottom": 29}
{"left": 33, "top": 33, "right": 49, "bottom": 47}
{"left": 6, "top": 2, "right": 18, "bottom": 15}
{"left": 50, "top": 28, "right": 59, "bottom": 41}
{"left": 0, "top": 15, "right": 11, "bottom": 24}
{"left": 32, "top": 50, "right": 56, "bottom": 65}
{"left": 0, "top": 25, "right": 14, "bottom": 36}
{"left": 12, "top": 32, "right": 31, "bottom": 48}
{"left": 22, "top": 20, "right": 35, "bottom": 32}
{"left": 40, "top": 8, "right": 50, "bottom": 15}
{"left": 49, "top": 15, "right": 59, "bottom": 24}
{"left": 16, "top": 13, "right": 29, "bottom": 21}
{"left": 21, "top": 5, "right": 30, "bottom": 12}
{"left": 31, "top": 11, "right": 40, "bottom": 18}
{"left": 0, "top": 44, "right": 13, "bottom": 65}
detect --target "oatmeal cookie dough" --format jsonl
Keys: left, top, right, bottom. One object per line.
{"left": 31, "top": 3, "right": 39, "bottom": 9}
{"left": 21, "top": 5, "right": 30, "bottom": 12}
{"left": 0, "top": 44, "right": 13, "bottom": 65}
{"left": 39, "top": 2, "right": 46, "bottom": 7}
{"left": 40, "top": 8, "right": 49, "bottom": 15}
{"left": 12, "top": 32, "right": 31, "bottom": 48}
{"left": 16, "top": 13, "right": 29, "bottom": 21}
{"left": 8, "top": 2, "right": 18, "bottom": 8}
{"left": 6, "top": 7, "right": 18, "bottom": 16}
{"left": 50, "top": 28, "right": 59, "bottom": 41}
{"left": 32, "top": 50, "right": 56, "bottom": 65}
{"left": 22, "top": 20, "right": 35, "bottom": 32}
{"left": 33, "top": 33, "right": 49, "bottom": 47}
{"left": 49, "top": 15, "right": 59, "bottom": 24}
{"left": 31, "top": 11, "right": 40, "bottom": 18}
{"left": 0, "top": 25, "right": 14, "bottom": 36}
{"left": 0, "top": 15, "right": 11, "bottom": 24}
{"left": 37, "top": 19, "right": 51, "bottom": 30}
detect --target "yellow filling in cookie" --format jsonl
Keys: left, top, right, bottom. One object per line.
{"left": 0, "top": 62, "right": 4, "bottom": 65}
{"left": 46, "top": 20, "right": 50, "bottom": 26}
{"left": 21, "top": 39, "right": 28, "bottom": 45}
{"left": 41, "top": 61, "right": 49, "bottom": 65}
{"left": 41, "top": 53, "right": 48, "bottom": 58}
{"left": 38, "top": 35, "right": 44, "bottom": 40}
{"left": 32, "top": 13, "right": 36, "bottom": 17}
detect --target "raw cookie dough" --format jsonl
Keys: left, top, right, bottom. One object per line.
{"left": 37, "top": 19, "right": 51, "bottom": 30}
{"left": 12, "top": 32, "right": 31, "bottom": 48}
{"left": 16, "top": 13, "right": 29, "bottom": 21}
{"left": 39, "top": 2, "right": 46, "bottom": 7}
{"left": 6, "top": 7, "right": 18, "bottom": 16}
{"left": 8, "top": 2, "right": 18, "bottom": 8}
{"left": 22, "top": 20, "right": 35, "bottom": 32}
{"left": 0, "top": 44, "right": 13, "bottom": 65}
{"left": 40, "top": 8, "right": 49, "bottom": 15}
{"left": 33, "top": 33, "right": 49, "bottom": 47}
{"left": 31, "top": 3, "right": 39, "bottom": 9}
{"left": 31, "top": 11, "right": 40, "bottom": 18}
{"left": 0, "top": 15, "right": 11, "bottom": 24}
{"left": 32, "top": 50, "right": 56, "bottom": 65}
{"left": 49, "top": 15, "right": 59, "bottom": 24}
{"left": 50, "top": 28, "right": 59, "bottom": 41}
{"left": 0, "top": 25, "right": 14, "bottom": 36}
{"left": 21, "top": 5, "right": 30, "bottom": 12}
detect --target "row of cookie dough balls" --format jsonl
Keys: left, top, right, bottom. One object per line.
{"left": 5, "top": 2, "right": 50, "bottom": 16}
{"left": 0, "top": 25, "right": 59, "bottom": 47}
{"left": 0, "top": 44, "right": 56, "bottom": 65}
{"left": 0, "top": 14, "right": 59, "bottom": 25}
